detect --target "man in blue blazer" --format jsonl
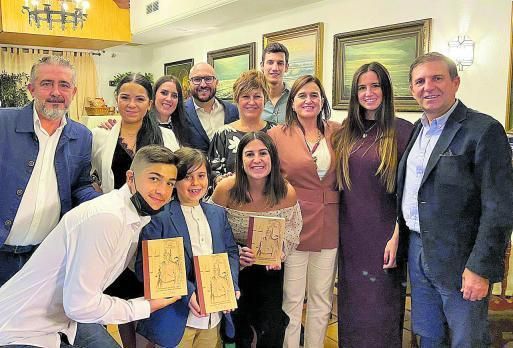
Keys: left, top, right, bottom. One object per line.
{"left": 0, "top": 56, "right": 99, "bottom": 286}
{"left": 184, "top": 63, "right": 239, "bottom": 153}
{"left": 135, "top": 199, "right": 239, "bottom": 347}
{"left": 397, "top": 52, "right": 513, "bottom": 347}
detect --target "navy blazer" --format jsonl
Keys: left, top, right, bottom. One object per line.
{"left": 184, "top": 97, "right": 239, "bottom": 153}
{"left": 135, "top": 199, "right": 239, "bottom": 347}
{"left": 397, "top": 101, "right": 513, "bottom": 290}
{"left": 0, "top": 103, "right": 100, "bottom": 245}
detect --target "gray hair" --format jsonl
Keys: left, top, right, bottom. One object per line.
{"left": 30, "top": 56, "right": 77, "bottom": 85}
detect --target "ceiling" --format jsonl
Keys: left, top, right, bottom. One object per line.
{"left": 131, "top": 0, "right": 323, "bottom": 45}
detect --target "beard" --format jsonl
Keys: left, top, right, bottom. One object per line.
{"left": 34, "top": 97, "right": 68, "bottom": 121}
{"left": 191, "top": 86, "right": 217, "bottom": 103}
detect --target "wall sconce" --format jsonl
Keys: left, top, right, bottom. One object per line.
{"left": 448, "top": 35, "right": 475, "bottom": 70}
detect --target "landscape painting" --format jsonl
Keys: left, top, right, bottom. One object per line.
{"left": 333, "top": 19, "right": 431, "bottom": 111}
{"left": 164, "top": 58, "right": 194, "bottom": 99}
{"left": 263, "top": 23, "right": 324, "bottom": 85}
{"left": 207, "top": 43, "right": 256, "bottom": 100}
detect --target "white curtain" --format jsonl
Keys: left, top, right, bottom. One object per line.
{"left": 0, "top": 46, "right": 98, "bottom": 121}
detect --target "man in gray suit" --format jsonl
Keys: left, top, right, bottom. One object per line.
{"left": 397, "top": 52, "right": 513, "bottom": 347}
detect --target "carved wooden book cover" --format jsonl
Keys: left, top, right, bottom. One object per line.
{"left": 142, "top": 237, "right": 188, "bottom": 299}
{"left": 247, "top": 216, "right": 285, "bottom": 265}
{"left": 193, "top": 253, "right": 237, "bottom": 315}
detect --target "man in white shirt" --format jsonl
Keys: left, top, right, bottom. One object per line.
{"left": 0, "top": 145, "right": 181, "bottom": 348}
{"left": 0, "top": 56, "right": 100, "bottom": 286}
{"left": 184, "top": 63, "right": 239, "bottom": 152}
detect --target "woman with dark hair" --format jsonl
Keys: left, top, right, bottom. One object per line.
{"left": 99, "top": 75, "right": 189, "bottom": 146}
{"left": 211, "top": 131, "right": 302, "bottom": 348}
{"left": 208, "top": 70, "right": 276, "bottom": 185}
{"left": 332, "top": 62, "right": 413, "bottom": 347}
{"left": 91, "top": 73, "right": 179, "bottom": 348}
{"left": 268, "top": 75, "right": 340, "bottom": 348}
{"left": 152, "top": 75, "right": 190, "bottom": 146}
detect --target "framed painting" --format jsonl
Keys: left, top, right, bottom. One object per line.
{"left": 164, "top": 58, "right": 194, "bottom": 99}
{"left": 332, "top": 19, "right": 431, "bottom": 111}
{"left": 207, "top": 43, "right": 256, "bottom": 100}
{"left": 263, "top": 23, "right": 324, "bottom": 86}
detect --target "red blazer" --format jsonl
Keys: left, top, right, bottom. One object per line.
{"left": 268, "top": 121, "right": 340, "bottom": 251}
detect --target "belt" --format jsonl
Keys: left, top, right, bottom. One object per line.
{"left": 0, "top": 243, "right": 40, "bottom": 254}
{"left": 294, "top": 187, "right": 340, "bottom": 204}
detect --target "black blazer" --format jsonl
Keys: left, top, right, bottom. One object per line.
{"left": 397, "top": 101, "right": 513, "bottom": 289}
{"left": 184, "top": 97, "right": 239, "bottom": 153}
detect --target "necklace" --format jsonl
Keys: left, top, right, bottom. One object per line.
{"left": 362, "top": 123, "right": 377, "bottom": 138}
{"left": 304, "top": 130, "right": 323, "bottom": 163}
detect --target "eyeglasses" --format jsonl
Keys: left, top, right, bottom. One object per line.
{"left": 189, "top": 76, "right": 216, "bottom": 85}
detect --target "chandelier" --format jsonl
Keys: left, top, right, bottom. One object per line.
{"left": 22, "top": 0, "right": 90, "bottom": 30}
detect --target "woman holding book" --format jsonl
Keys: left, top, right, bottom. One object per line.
{"left": 136, "top": 147, "right": 239, "bottom": 348}
{"left": 267, "top": 75, "right": 340, "bottom": 348}
{"left": 211, "top": 131, "right": 302, "bottom": 348}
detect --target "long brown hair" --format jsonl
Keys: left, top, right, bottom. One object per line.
{"left": 229, "top": 131, "right": 287, "bottom": 207}
{"left": 332, "top": 62, "right": 398, "bottom": 193}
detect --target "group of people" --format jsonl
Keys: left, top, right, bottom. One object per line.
{"left": 0, "top": 41, "right": 511, "bottom": 348}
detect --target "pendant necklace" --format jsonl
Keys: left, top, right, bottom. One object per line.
{"left": 304, "top": 130, "right": 322, "bottom": 164}
{"left": 362, "top": 122, "right": 377, "bottom": 138}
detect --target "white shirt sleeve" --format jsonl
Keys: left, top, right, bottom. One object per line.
{"left": 62, "top": 212, "right": 151, "bottom": 324}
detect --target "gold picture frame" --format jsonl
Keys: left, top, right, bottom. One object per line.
{"left": 332, "top": 19, "right": 431, "bottom": 111}
{"left": 263, "top": 23, "right": 324, "bottom": 85}
{"left": 207, "top": 42, "right": 256, "bottom": 100}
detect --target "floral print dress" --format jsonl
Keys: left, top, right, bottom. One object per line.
{"left": 208, "top": 121, "right": 276, "bottom": 181}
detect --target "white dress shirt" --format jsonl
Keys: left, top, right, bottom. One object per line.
{"left": 401, "top": 100, "right": 458, "bottom": 232}
{"left": 0, "top": 185, "right": 151, "bottom": 348}
{"left": 194, "top": 98, "right": 225, "bottom": 140}
{"left": 181, "top": 204, "right": 221, "bottom": 329}
{"left": 7, "top": 107, "right": 66, "bottom": 245}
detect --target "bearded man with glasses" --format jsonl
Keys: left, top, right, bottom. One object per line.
{"left": 184, "top": 63, "right": 239, "bottom": 153}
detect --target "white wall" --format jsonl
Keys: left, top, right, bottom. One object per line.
{"left": 94, "top": 45, "right": 148, "bottom": 107}
{"left": 102, "top": 0, "right": 512, "bottom": 125}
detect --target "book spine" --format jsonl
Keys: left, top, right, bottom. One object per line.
{"left": 193, "top": 256, "right": 207, "bottom": 316}
{"left": 246, "top": 216, "right": 255, "bottom": 247}
{"left": 142, "top": 240, "right": 151, "bottom": 300}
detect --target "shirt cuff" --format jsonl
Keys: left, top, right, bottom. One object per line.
{"left": 130, "top": 297, "right": 151, "bottom": 320}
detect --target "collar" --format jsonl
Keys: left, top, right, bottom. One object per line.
{"left": 282, "top": 82, "right": 290, "bottom": 96}
{"left": 120, "top": 184, "right": 151, "bottom": 227}
{"left": 193, "top": 97, "right": 220, "bottom": 112}
{"left": 32, "top": 103, "right": 67, "bottom": 135}
{"left": 420, "top": 99, "right": 459, "bottom": 130}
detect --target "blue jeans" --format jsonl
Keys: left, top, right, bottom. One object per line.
{"left": 3, "top": 323, "right": 120, "bottom": 348}
{"left": 0, "top": 245, "right": 38, "bottom": 286}
{"left": 408, "top": 232, "right": 491, "bottom": 348}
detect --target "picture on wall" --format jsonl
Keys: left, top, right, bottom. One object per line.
{"left": 332, "top": 19, "right": 431, "bottom": 111}
{"left": 263, "top": 23, "right": 324, "bottom": 86}
{"left": 164, "top": 58, "right": 194, "bottom": 99}
{"left": 207, "top": 43, "right": 256, "bottom": 100}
